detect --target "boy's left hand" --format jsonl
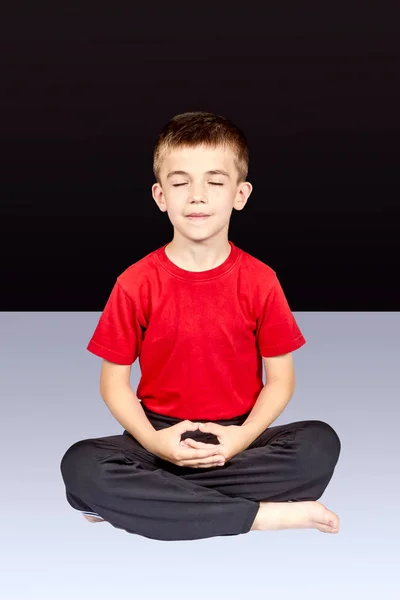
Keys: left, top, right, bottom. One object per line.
{"left": 181, "top": 422, "right": 248, "bottom": 464}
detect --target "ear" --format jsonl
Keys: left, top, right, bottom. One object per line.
{"left": 234, "top": 181, "right": 252, "bottom": 210}
{"left": 152, "top": 183, "right": 167, "bottom": 212}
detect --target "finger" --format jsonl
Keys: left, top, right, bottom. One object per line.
{"left": 178, "top": 447, "right": 222, "bottom": 460}
{"left": 181, "top": 455, "right": 226, "bottom": 467}
{"left": 191, "top": 462, "right": 225, "bottom": 469}
{"left": 177, "top": 420, "right": 199, "bottom": 433}
{"left": 198, "top": 422, "right": 221, "bottom": 436}
{"left": 182, "top": 438, "right": 222, "bottom": 450}
{"left": 180, "top": 439, "right": 194, "bottom": 448}
{"left": 180, "top": 439, "right": 216, "bottom": 451}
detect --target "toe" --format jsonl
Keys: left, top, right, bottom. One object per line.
{"left": 318, "top": 523, "right": 337, "bottom": 533}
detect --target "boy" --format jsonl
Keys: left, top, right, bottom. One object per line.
{"left": 60, "top": 111, "right": 341, "bottom": 541}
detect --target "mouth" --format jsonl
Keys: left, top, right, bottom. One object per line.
{"left": 186, "top": 215, "right": 211, "bottom": 220}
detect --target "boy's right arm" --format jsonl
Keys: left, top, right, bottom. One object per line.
{"left": 99, "top": 360, "right": 226, "bottom": 468}
{"left": 100, "top": 359, "right": 159, "bottom": 452}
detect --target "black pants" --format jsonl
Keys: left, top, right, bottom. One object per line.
{"left": 60, "top": 404, "right": 341, "bottom": 541}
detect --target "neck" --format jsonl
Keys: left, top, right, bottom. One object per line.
{"left": 165, "top": 240, "right": 231, "bottom": 271}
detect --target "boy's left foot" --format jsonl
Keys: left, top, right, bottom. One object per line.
{"left": 83, "top": 515, "right": 105, "bottom": 523}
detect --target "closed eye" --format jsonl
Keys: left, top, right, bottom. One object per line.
{"left": 172, "top": 183, "right": 223, "bottom": 187}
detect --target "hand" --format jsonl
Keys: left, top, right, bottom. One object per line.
{"left": 151, "top": 420, "right": 227, "bottom": 468}
{"left": 181, "top": 422, "right": 247, "bottom": 464}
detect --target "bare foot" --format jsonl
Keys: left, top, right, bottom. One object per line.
{"left": 83, "top": 515, "right": 105, "bottom": 523}
{"left": 251, "top": 500, "right": 340, "bottom": 534}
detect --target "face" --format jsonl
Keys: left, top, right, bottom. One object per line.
{"left": 152, "top": 144, "right": 252, "bottom": 244}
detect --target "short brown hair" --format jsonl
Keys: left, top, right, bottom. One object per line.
{"left": 153, "top": 111, "right": 249, "bottom": 185}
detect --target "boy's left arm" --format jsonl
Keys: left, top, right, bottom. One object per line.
{"left": 194, "top": 353, "right": 296, "bottom": 461}
{"left": 238, "top": 352, "right": 296, "bottom": 450}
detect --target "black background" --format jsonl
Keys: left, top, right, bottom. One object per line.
{"left": 1, "top": 4, "right": 399, "bottom": 310}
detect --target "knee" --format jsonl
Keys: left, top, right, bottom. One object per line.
{"left": 300, "top": 420, "right": 341, "bottom": 472}
{"left": 60, "top": 439, "right": 98, "bottom": 489}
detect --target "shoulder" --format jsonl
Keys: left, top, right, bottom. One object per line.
{"left": 236, "top": 245, "right": 278, "bottom": 292}
{"left": 116, "top": 245, "right": 162, "bottom": 297}
{"left": 238, "top": 245, "right": 276, "bottom": 276}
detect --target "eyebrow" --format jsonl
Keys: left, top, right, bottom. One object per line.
{"left": 166, "top": 169, "right": 230, "bottom": 179}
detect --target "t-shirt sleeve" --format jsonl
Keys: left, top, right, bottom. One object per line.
{"left": 86, "top": 280, "right": 142, "bottom": 365}
{"left": 256, "top": 273, "right": 306, "bottom": 357}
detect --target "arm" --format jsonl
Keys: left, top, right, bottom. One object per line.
{"left": 100, "top": 360, "right": 158, "bottom": 453}
{"left": 239, "top": 352, "right": 296, "bottom": 447}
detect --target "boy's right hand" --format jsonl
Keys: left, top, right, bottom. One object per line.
{"left": 150, "top": 420, "right": 226, "bottom": 468}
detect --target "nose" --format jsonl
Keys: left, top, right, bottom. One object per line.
{"left": 191, "top": 192, "right": 206, "bottom": 201}
{"left": 189, "top": 181, "right": 207, "bottom": 200}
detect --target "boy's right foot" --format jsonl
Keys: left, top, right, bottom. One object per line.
{"left": 251, "top": 500, "right": 340, "bottom": 534}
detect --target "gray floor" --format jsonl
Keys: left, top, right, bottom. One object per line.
{"left": 1, "top": 312, "right": 399, "bottom": 599}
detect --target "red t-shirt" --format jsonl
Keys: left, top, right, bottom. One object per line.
{"left": 87, "top": 240, "right": 306, "bottom": 420}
